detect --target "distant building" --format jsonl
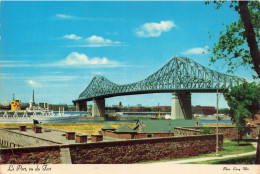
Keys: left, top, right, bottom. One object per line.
{"left": 151, "top": 106, "right": 171, "bottom": 112}
{"left": 67, "top": 105, "right": 75, "bottom": 111}
{"left": 48, "top": 104, "right": 68, "bottom": 111}
{"left": 130, "top": 106, "right": 144, "bottom": 112}
{"left": 39, "top": 103, "right": 49, "bottom": 109}
{"left": 0, "top": 101, "right": 10, "bottom": 107}
{"left": 201, "top": 106, "right": 216, "bottom": 115}
{"left": 0, "top": 101, "right": 11, "bottom": 110}
{"left": 38, "top": 102, "right": 68, "bottom": 111}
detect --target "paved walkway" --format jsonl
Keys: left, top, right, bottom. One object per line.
{"left": 151, "top": 142, "right": 257, "bottom": 164}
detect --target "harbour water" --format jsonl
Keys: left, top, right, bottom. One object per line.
{"left": 201, "top": 120, "right": 232, "bottom": 124}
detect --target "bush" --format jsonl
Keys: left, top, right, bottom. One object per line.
{"left": 200, "top": 127, "right": 215, "bottom": 134}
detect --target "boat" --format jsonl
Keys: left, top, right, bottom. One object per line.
{"left": 0, "top": 110, "right": 80, "bottom": 123}
{"left": 0, "top": 90, "right": 81, "bottom": 123}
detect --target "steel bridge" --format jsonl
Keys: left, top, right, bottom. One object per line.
{"left": 73, "top": 56, "right": 245, "bottom": 118}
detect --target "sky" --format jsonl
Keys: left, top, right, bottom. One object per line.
{"left": 0, "top": 1, "right": 257, "bottom": 108}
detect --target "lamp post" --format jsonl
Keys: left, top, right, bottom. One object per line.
{"left": 216, "top": 89, "right": 220, "bottom": 156}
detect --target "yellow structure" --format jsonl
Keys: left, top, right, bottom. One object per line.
{"left": 11, "top": 100, "right": 21, "bottom": 110}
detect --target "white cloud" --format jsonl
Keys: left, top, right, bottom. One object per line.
{"left": 27, "top": 80, "right": 36, "bottom": 85}
{"left": 182, "top": 46, "right": 209, "bottom": 55}
{"left": 58, "top": 52, "right": 120, "bottom": 67}
{"left": 86, "top": 35, "right": 112, "bottom": 44}
{"left": 26, "top": 80, "right": 41, "bottom": 87}
{"left": 0, "top": 52, "right": 125, "bottom": 68}
{"left": 136, "top": 20, "right": 175, "bottom": 37}
{"left": 92, "top": 72, "right": 104, "bottom": 75}
{"left": 0, "top": 61, "right": 32, "bottom": 67}
{"left": 83, "top": 35, "right": 120, "bottom": 47}
{"left": 63, "top": 34, "right": 82, "bottom": 40}
{"left": 56, "top": 14, "right": 74, "bottom": 19}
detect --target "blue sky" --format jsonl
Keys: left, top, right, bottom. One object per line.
{"left": 0, "top": 1, "right": 257, "bottom": 108}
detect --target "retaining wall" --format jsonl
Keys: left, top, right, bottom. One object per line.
{"left": 0, "top": 146, "right": 62, "bottom": 164}
{"left": 69, "top": 134, "right": 223, "bottom": 164}
{"left": 0, "top": 127, "right": 224, "bottom": 164}
{"left": 0, "top": 134, "right": 223, "bottom": 164}
{"left": 174, "top": 127, "right": 201, "bottom": 136}
{"left": 0, "top": 128, "right": 61, "bottom": 148}
{"left": 185, "top": 126, "right": 258, "bottom": 138}
{"left": 103, "top": 130, "right": 174, "bottom": 139}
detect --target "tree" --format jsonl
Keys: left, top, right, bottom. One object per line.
{"left": 224, "top": 82, "right": 260, "bottom": 145}
{"left": 192, "top": 105, "right": 203, "bottom": 115}
{"left": 219, "top": 108, "right": 230, "bottom": 115}
{"left": 207, "top": 1, "right": 260, "bottom": 78}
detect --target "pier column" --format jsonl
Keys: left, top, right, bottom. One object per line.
{"left": 79, "top": 101, "right": 87, "bottom": 111}
{"left": 92, "top": 98, "right": 105, "bottom": 117}
{"left": 171, "top": 92, "right": 192, "bottom": 119}
{"left": 75, "top": 102, "right": 79, "bottom": 111}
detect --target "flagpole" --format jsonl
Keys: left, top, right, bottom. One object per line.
{"left": 216, "top": 89, "right": 220, "bottom": 156}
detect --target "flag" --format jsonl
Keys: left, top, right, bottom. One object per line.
{"left": 141, "top": 121, "right": 146, "bottom": 128}
{"left": 247, "top": 122, "right": 251, "bottom": 126}
{"left": 195, "top": 121, "right": 198, "bottom": 127}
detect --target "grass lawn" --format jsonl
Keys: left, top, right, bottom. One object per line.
{"left": 138, "top": 138, "right": 256, "bottom": 164}
{"left": 221, "top": 139, "right": 256, "bottom": 155}
{"left": 43, "top": 122, "right": 136, "bottom": 134}
{"left": 0, "top": 122, "right": 136, "bottom": 135}
{"left": 203, "top": 123, "right": 235, "bottom": 127}
{"left": 0, "top": 123, "right": 33, "bottom": 128}
{"left": 186, "top": 154, "right": 256, "bottom": 164}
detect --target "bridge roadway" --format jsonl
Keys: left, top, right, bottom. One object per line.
{"left": 72, "top": 56, "right": 245, "bottom": 119}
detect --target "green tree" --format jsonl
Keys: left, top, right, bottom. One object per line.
{"left": 219, "top": 108, "right": 230, "bottom": 115}
{"left": 224, "top": 82, "right": 260, "bottom": 145}
{"left": 192, "top": 105, "right": 203, "bottom": 115}
{"left": 207, "top": 1, "right": 260, "bottom": 78}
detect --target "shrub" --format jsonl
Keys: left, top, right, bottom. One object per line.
{"left": 200, "top": 127, "right": 215, "bottom": 134}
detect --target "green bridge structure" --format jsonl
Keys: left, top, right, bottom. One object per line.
{"left": 73, "top": 56, "right": 245, "bottom": 119}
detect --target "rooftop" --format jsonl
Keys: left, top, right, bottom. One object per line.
{"left": 115, "top": 124, "right": 137, "bottom": 133}
{"left": 134, "top": 119, "right": 202, "bottom": 133}
{"left": 102, "top": 125, "right": 116, "bottom": 130}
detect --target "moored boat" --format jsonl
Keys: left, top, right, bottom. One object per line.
{"left": 0, "top": 110, "right": 80, "bottom": 123}
{"left": 0, "top": 90, "right": 81, "bottom": 123}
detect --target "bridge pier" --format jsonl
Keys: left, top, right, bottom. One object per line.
{"left": 75, "top": 101, "right": 87, "bottom": 111}
{"left": 79, "top": 101, "right": 87, "bottom": 111}
{"left": 171, "top": 92, "right": 192, "bottom": 119}
{"left": 92, "top": 98, "right": 105, "bottom": 117}
{"left": 75, "top": 102, "right": 79, "bottom": 111}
